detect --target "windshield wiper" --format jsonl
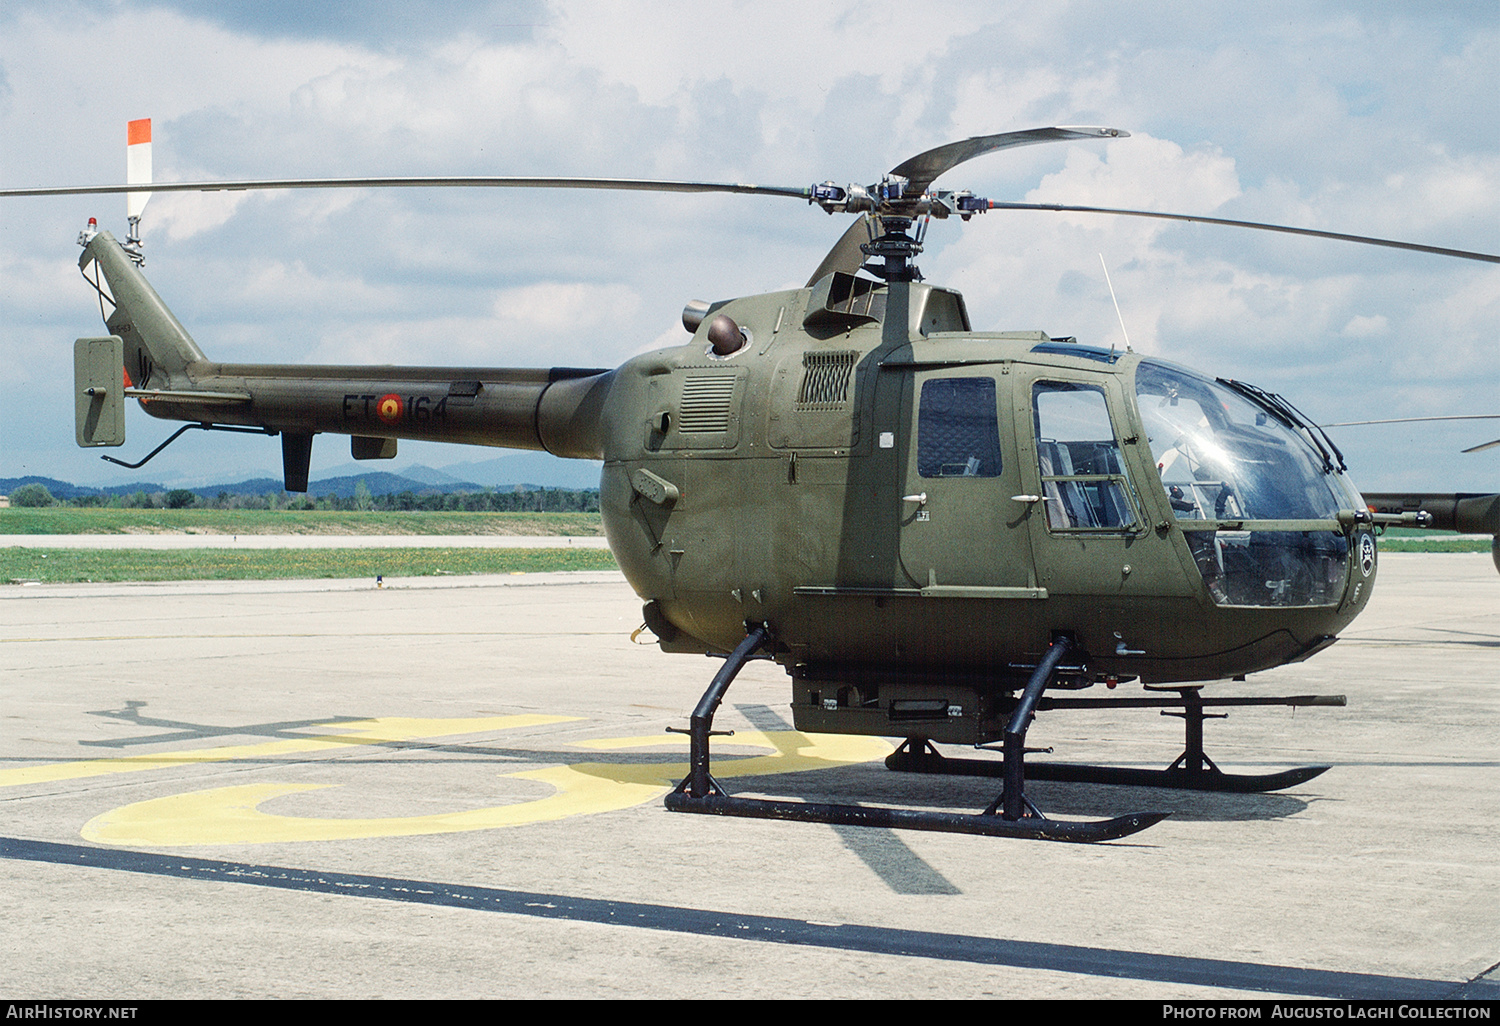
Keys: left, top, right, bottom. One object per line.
{"left": 1217, "top": 378, "right": 1346, "bottom": 474}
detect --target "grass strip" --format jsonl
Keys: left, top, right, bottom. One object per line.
{"left": 1376, "top": 537, "right": 1492, "bottom": 553}
{"left": 2, "top": 547, "right": 618, "bottom": 584}
{"left": 0, "top": 509, "right": 604, "bottom": 536}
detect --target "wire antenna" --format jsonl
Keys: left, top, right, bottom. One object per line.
{"left": 1099, "top": 254, "right": 1132, "bottom": 354}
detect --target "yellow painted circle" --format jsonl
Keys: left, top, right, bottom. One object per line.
{"left": 61, "top": 720, "right": 891, "bottom": 846}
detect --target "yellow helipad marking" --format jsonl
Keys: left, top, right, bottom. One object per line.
{"left": 79, "top": 729, "right": 891, "bottom": 846}
{"left": 0, "top": 715, "right": 576, "bottom": 789}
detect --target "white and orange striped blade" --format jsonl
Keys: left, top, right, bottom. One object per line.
{"left": 126, "top": 118, "right": 151, "bottom": 220}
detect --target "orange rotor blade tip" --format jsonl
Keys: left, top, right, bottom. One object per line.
{"left": 128, "top": 119, "right": 152, "bottom": 146}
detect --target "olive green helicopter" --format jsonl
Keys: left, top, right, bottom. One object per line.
{"left": 9, "top": 122, "right": 1500, "bottom": 842}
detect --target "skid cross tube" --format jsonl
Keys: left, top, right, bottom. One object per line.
{"left": 999, "top": 636, "right": 1073, "bottom": 820}
{"left": 1162, "top": 686, "right": 1225, "bottom": 777}
{"left": 675, "top": 624, "right": 772, "bottom": 799}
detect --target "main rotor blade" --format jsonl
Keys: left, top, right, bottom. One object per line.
{"left": 805, "top": 213, "right": 882, "bottom": 286}
{"left": 1321, "top": 415, "right": 1500, "bottom": 454}
{"left": 889, "top": 127, "right": 1128, "bottom": 195}
{"left": 987, "top": 201, "right": 1500, "bottom": 264}
{"left": 0, "top": 176, "right": 811, "bottom": 201}
{"left": 1322, "top": 415, "right": 1500, "bottom": 427}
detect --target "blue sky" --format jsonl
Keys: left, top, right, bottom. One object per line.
{"left": 1, "top": 0, "right": 1496, "bottom": 490}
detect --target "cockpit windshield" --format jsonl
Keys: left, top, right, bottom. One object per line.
{"left": 1134, "top": 360, "right": 1355, "bottom": 607}
{"left": 1134, "top": 360, "right": 1345, "bottom": 522}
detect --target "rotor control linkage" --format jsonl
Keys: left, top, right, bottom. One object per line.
{"left": 668, "top": 631, "right": 1166, "bottom": 842}
{"left": 887, "top": 689, "right": 1347, "bottom": 793}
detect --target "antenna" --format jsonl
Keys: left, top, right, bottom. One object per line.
{"left": 1098, "top": 253, "right": 1132, "bottom": 354}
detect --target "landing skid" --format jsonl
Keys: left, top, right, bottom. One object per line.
{"left": 886, "top": 687, "right": 1345, "bottom": 794}
{"left": 886, "top": 741, "right": 1330, "bottom": 793}
{"left": 665, "top": 792, "right": 1166, "bottom": 843}
{"left": 665, "top": 627, "right": 1166, "bottom": 843}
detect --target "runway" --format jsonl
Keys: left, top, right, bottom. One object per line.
{"left": 1, "top": 554, "right": 1497, "bottom": 999}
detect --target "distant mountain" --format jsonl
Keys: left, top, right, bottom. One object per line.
{"left": 299, "top": 472, "right": 487, "bottom": 499}
{"left": 395, "top": 464, "right": 470, "bottom": 487}
{"left": 8, "top": 449, "right": 603, "bottom": 497}
{"left": 187, "top": 478, "right": 285, "bottom": 498}
{"left": 1, "top": 476, "right": 171, "bottom": 500}
{"left": 274, "top": 453, "right": 602, "bottom": 490}
{"left": 432, "top": 453, "right": 604, "bottom": 490}
{"left": 312, "top": 462, "right": 470, "bottom": 487}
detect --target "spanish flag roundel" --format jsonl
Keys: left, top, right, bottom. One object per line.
{"left": 376, "top": 394, "right": 404, "bottom": 424}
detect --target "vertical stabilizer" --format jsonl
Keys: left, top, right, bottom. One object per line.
{"left": 79, "top": 231, "right": 206, "bottom": 389}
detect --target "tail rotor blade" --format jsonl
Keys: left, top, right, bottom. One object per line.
{"left": 126, "top": 118, "right": 151, "bottom": 221}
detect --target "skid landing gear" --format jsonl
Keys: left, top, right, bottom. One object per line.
{"left": 664, "top": 629, "right": 1167, "bottom": 843}
{"left": 885, "top": 687, "right": 1346, "bottom": 793}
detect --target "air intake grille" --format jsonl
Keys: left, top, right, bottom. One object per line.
{"left": 679, "top": 375, "right": 737, "bottom": 432}
{"left": 798, "top": 351, "right": 856, "bottom": 409}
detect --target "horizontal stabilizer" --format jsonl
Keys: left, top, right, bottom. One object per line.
{"left": 123, "top": 388, "right": 251, "bottom": 404}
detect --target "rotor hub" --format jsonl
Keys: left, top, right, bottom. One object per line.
{"left": 858, "top": 216, "right": 926, "bottom": 282}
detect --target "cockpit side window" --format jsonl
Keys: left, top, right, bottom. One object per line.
{"left": 917, "top": 376, "right": 1002, "bottom": 478}
{"left": 1032, "top": 381, "right": 1137, "bottom": 531}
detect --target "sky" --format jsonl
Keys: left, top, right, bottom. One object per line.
{"left": 1, "top": 0, "right": 1497, "bottom": 492}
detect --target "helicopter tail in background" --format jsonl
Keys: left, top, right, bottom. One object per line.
{"left": 1365, "top": 492, "right": 1500, "bottom": 573}
{"left": 73, "top": 228, "right": 613, "bottom": 491}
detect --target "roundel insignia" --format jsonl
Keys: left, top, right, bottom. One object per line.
{"left": 376, "top": 394, "right": 404, "bottom": 424}
{"left": 1359, "top": 533, "right": 1376, "bottom": 577}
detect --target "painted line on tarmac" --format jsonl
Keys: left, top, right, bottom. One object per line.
{"left": 3, "top": 835, "right": 1492, "bottom": 1000}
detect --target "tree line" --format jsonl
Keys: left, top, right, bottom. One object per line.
{"left": 6, "top": 482, "right": 600, "bottom": 513}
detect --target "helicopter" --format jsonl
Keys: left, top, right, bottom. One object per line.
{"left": 9, "top": 122, "right": 1500, "bottom": 842}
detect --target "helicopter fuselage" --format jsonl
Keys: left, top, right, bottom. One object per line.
{"left": 591, "top": 274, "right": 1376, "bottom": 743}
{"left": 83, "top": 230, "right": 1376, "bottom": 747}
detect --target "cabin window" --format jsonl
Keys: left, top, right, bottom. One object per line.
{"left": 1033, "top": 382, "right": 1137, "bottom": 530}
{"left": 917, "top": 377, "right": 1002, "bottom": 478}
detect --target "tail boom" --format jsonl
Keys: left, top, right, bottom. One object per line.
{"left": 137, "top": 364, "right": 612, "bottom": 458}
{"left": 77, "top": 229, "right": 613, "bottom": 489}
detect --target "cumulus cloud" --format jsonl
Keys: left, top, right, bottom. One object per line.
{"left": 1341, "top": 314, "right": 1388, "bottom": 338}
{"left": 2, "top": 0, "right": 1496, "bottom": 491}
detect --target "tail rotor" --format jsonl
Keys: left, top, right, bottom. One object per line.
{"left": 124, "top": 117, "right": 151, "bottom": 263}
